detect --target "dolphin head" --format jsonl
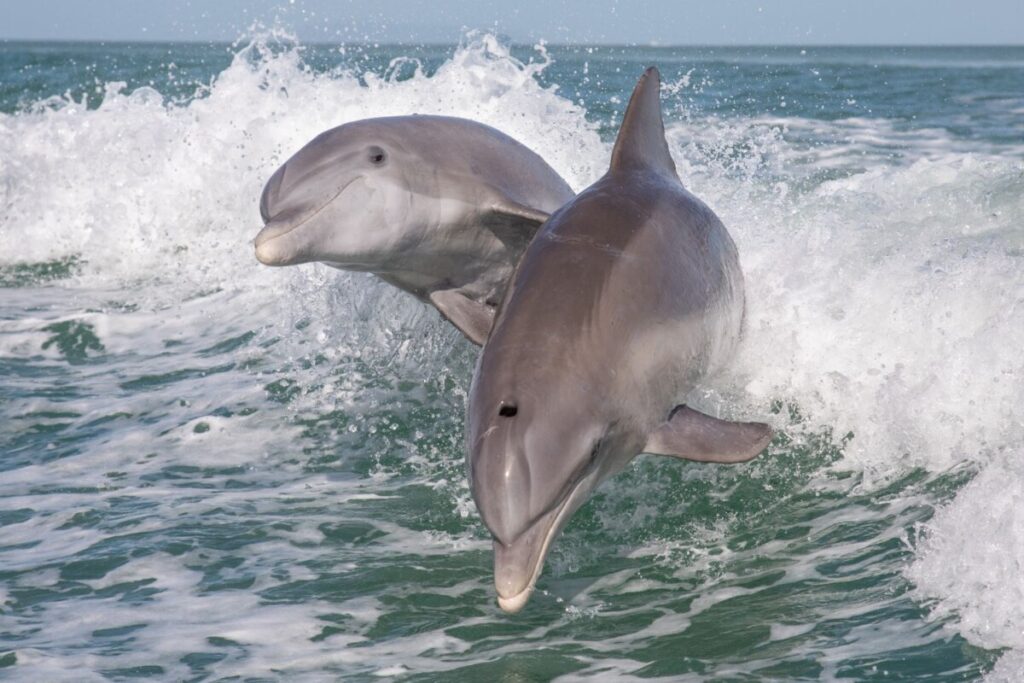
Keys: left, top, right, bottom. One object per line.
{"left": 254, "top": 121, "right": 434, "bottom": 269}
{"left": 467, "top": 368, "right": 635, "bottom": 613}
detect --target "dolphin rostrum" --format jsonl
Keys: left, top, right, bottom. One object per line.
{"left": 254, "top": 116, "right": 574, "bottom": 344}
{"left": 466, "top": 68, "right": 773, "bottom": 613}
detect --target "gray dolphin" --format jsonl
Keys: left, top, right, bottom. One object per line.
{"left": 466, "top": 67, "right": 773, "bottom": 613}
{"left": 254, "top": 115, "right": 575, "bottom": 344}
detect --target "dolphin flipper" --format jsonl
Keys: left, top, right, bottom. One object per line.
{"left": 430, "top": 200, "right": 548, "bottom": 346}
{"left": 429, "top": 289, "right": 496, "bottom": 346}
{"left": 484, "top": 200, "right": 551, "bottom": 252}
{"left": 644, "top": 406, "right": 772, "bottom": 463}
{"left": 491, "top": 199, "right": 551, "bottom": 227}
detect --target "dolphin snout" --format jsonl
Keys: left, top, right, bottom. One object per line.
{"left": 490, "top": 500, "right": 567, "bottom": 613}
{"left": 254, "top": 220, "right": 297, "bottom": 266}
{"left": 493, "top": 527, "right": 545, "bottom": 613}
{"left": 253, "top": 208, "right": 317, "bottom": 267}
{"left": 253, "top": 174, "right": 364, "bottom": 267}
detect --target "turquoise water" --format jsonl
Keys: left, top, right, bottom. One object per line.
{"left": 1, "top": 34, "right": 1022, "bottom": 681}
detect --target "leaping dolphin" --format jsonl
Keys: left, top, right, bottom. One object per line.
{"left": 254, "top": 116, "right": 574, "bottom": 344}
{"left": 466, "top": 68, "right": 773, "bottom": 613}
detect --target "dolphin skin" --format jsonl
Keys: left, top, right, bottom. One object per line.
{"left": 255, "top": 115, "right": 574, "bottom": 344}
{"left": 467, "top": 67, "right": 773, "bottom": 613}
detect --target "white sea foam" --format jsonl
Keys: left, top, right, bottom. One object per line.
{"left": 908, "top": 456, "right": 1024, "bottom": 656}
{"left": 676, "top": 108, "right": 1023, "bottom": 665}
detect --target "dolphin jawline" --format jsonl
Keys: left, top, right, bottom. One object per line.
{"left": 254, "top": 176, "right": 362, "bottom": 265}
{"left": 494, "top": 468, "right": 599, "bottom": 613}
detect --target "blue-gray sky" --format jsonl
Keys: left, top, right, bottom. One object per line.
{"left": 2, "top": 0, "right": 1022, "bottom": 45}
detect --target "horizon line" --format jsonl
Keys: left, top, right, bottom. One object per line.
{"left": 1, "top": 37, "right": 1022, "bottom": 49}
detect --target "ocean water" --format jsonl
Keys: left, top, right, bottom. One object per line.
{"left": 0, "top": 32, "right": 1022, "bottom": 681}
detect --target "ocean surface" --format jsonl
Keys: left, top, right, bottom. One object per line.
{"left": 1, "top": 34, "right": 1022, "bottom": 681}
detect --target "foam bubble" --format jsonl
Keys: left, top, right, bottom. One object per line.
{"left": 986, "top": 650, "right": 1024, "bottom": 683}
{"left": 908, "top": 456, "right": 1024, "bottom": 652}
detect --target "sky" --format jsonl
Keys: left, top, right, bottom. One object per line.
{"left": 2, "top": 0, "right": 1022, "bottom": 45}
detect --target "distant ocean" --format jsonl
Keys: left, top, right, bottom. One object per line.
{"left": 1, "top": 34, "right": 1022, "bottom": 681}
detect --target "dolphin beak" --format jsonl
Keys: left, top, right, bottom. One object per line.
{"left": 254, "top": 218, "right": 307, "bottom": 266}
{"left": 493, "top": 509, "right": 555, "bottom": 613}
{"left": 491, "top": 472, "right": 596, "bottom": 614}
{"left": 253, "top": 176, "right": 360, "bottom": 267}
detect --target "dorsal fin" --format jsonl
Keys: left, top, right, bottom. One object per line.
{"left": 609, "top": 66, "right": 677, "bottom": 176}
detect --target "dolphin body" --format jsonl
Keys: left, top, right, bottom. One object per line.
{"left": 466, "top": 68, "right": 773, "bottom": 613}
{"left": 255, "top": 116, "right": 574, "bottom": 344}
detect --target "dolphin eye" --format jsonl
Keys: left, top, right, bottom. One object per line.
{"left": 590, "top": 438, "right": 603, "bottom": 460}
{"left": 498, "top": 403, "right": 518, "bottom": 418}
{"left": 368, "top": 146, "right": 387, "bottom": 165}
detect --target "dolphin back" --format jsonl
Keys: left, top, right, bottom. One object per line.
{"left": 609, "top": 67, "right": 677, "bottom": 178}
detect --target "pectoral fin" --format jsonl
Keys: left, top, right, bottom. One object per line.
{"left": 491, "top": 199, "right": 551, "bottom": 227}
{"left": 644, "top": 406, "right": 772, "bottom": 463}
{"left": 483, "top": 200, "right": 551, "bottom": 252}
{"left": 428, "top": 289, "right": 495, "bottom": 346}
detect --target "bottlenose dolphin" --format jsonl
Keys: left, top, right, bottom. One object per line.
{"left": 466, "top": 68, "right": 773, "bottom": 613}
{"left": 254, "top": 116, "right": 574, "bottom": 344}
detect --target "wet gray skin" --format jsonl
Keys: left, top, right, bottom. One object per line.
{"left": 467, "top": 68, "right": 774, "bottom": 613}
{"left": 254, "top": 115, "right": 574, "bottom": 344}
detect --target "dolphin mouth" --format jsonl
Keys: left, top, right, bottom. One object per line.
{"left": 492, "top": 470, "right": 597, "bottom": 614}
{"left": 254, "top": 217, "right": 309, "bottom": 266}
{"left": 253, "top": 176, "right": 361, "bottom": 266}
